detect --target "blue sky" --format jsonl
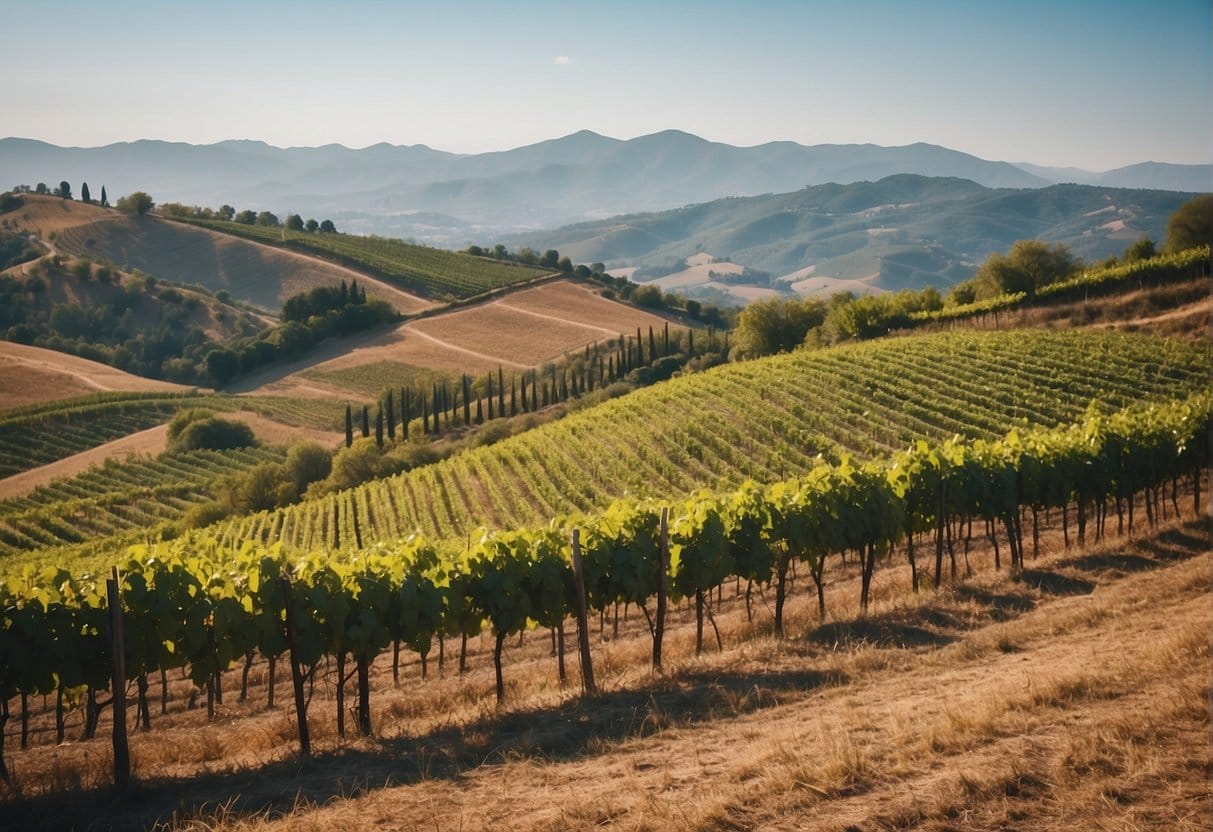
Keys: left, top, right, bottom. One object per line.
{"left": 5, "top": 0, "right": 1209, "bottom": 170}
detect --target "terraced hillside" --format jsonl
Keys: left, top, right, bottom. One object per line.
{"left": 216, "top": 329, "right": 1210, "bottom": 551}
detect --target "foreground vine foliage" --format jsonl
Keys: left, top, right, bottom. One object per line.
{"left": 1, "top": 391, "right": 1206, "bottom": 784}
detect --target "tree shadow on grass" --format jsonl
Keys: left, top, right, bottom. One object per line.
{"left": 1014, "top": 569, "right": 1095, "bottom": 596}
{"left": 807, "top": 616, "right": 955, "bottom": 650}
{"left": 1067, "top": 552, "right": 1158, "bottom": 575}
{"left": 951, "top": 586, "right": 1037, "bottom": 622}
{"left": 0, "top": 664, "right": 842, "bottom": 832}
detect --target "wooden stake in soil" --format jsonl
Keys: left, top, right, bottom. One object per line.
{"left": 570, "top": 529, "right": 597, "bottom": 695}
{"left": 106, "top": 567, "right": 131, "bottom": 790}
{"left": 653, "top": 507, "right": 669, "bottom": 673}
{"left": 280, "top": 577, "right": 311, "bottom": 757}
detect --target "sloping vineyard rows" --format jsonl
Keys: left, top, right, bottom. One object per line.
{"left": 0, "top": 397, "right": 188, "bottom": 479}
{"left": 0, "top": 393, "right": 342, "bottom": 480}
{"left": 179, "top": 218, "right": 548, "bottom": 300}
{"left": 1, "top": 391, "right": 1206, "bottom": 781}
{"left": 0, "top": 447, "right": 285, "bottom": 555}
{"left": 214, "top": 331, "right": 1210, "bottom": 552}
{"left": 910, "top": 245, "right": 1210, "bottom": 325}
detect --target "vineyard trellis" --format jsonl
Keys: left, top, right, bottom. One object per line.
{"left": 0, "top": 390, "right": 1207, "bottom": 784}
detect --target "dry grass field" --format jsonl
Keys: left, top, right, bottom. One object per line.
{"left": 1, "top": 496, "right": 1206, "bottom": 831}
{"left": 6, "top": 195, "right": 434, "bottom": 314}
{"left": 0, "top": 342, "right": 192, "bottom": 411}
{"left": 251, "top": 279, "right": 682, "bottom": 399}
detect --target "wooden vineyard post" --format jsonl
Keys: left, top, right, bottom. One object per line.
{"left": 653, "top": 507, "right": 669, "bottom": 673}
{"left": 280, "top": 577, "right": 311, "bottom": 757}
{"left": 570, "top": 530, "right": 597, "bottom": 695}
{"left": 106, "top": 567, "right": 131, "bottom": 790}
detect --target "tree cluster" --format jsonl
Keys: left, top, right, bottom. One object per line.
{"left": 203, "top": 284, "right": 395, "bottom": 387}
{"left": 158, "top": 201, "right": 337, "bottom": 233}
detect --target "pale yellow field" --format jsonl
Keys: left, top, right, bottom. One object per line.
{"left": 0, "top": 341, "right": 193, "bottom": 410}
{"left": 254, "top": 280, "right": 681, "bottom": 398}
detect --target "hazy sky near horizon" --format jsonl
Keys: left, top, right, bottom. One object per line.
{"left": 6, "top": 0, "right": 1210, "bottom": 170}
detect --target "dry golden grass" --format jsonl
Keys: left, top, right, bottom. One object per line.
{"left": 256, "top": 279, "right": 683, "bottom": 399}
{"left": 7, "top": 194, "right": 434, "bottom": 315}
{"left": 0, "top": 341, "right": 191, "bottom": 411}
{"left": 1, "top": 505, "right": 1207, "bottom": 831}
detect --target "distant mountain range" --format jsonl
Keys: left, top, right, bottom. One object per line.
{"left": 504, "top": 175, "right": 1198, "bottom": 297}
{"left": 1, "top": 131, "right": 1207, "bottom": 245}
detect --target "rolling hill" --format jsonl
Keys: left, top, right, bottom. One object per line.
{"left": 3, "top": 132, "right": 1206, "bottom": 243}
{"left": 211, "top": 329, "right": 1210, "bottom": 554}
{"left": 2, "top": 194, "right": 434, "bottom": 313}
{"left": 505, "top": 176, "right": 1199, "bottom": 296}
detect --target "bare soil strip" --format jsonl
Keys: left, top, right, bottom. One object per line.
{"left": 0, "top": 412, "right": 342, "bottom": 499}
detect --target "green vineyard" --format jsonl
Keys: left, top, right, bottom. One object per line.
{"left": 215, "top": 330, "right": 1210, "bottom": 552}
{"left": 0, "top": 393, "right": 343, "bottom": 480}
{"left": 1, "top": 385, "right": 1205, "bottom": 783}
{"left": 178, "top": 218, "right": 550, "bottom": 300}
{"left": 0, "top": 446, "right": 286, "bottom": 555}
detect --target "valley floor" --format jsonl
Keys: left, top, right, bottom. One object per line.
{"left": 1, "top": 506, "right": 1209, "bottom": 831}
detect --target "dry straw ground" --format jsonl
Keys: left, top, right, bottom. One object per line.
{"left": 6, "top": 195, "right": 435, "bottom": 314}
{"left": 1, "top": 489, "right": 1207, "bottom": 831}
{"left": 250, "top": 280, "right": 682, "bottom": 399}
{"left": 0, "top": 341, "right": 191, "bottom": 410}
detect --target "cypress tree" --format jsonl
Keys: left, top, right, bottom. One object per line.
{"left": 402, "top": 387, "right": 411, "bottom": 437}
{"left": 80, "top": 182, "right": 91, "bottom": 203}
{"left": 385, "top": 391, "right": 395, "bottom": 439}
{"left": 510, "top": 378, "right": 517, "bottom": 417}
{"left": 688, "top": 329, "right": 695, "bottom": 355}
{"left": 497, "top": 367, "right": 505, "bottom": 413}
{"left": 636, "top": 327, "right": 643, "bottom": 363}
{"left": 433, "top": 384, "right": 441, "bottom": 430}
{"left": 608, "top": 355, "right": 615, "bottom": 381}
{"left": 542, "top": 382, "right": 549, "bottom": 407}
{"left": 462, "top": 375, "right": 472, "bottom": 425}
{"left": 487, "top": 374, "right": 495, "bottom": 419}
{"left": 100, "top": 185, "right": 108, "bottom": 207}
{"left": 648, "top": 326, "right": 657, "bottom": 361}
{"left": 475, "top": 395, "right": 483, "bottom": 424}
{"left": 520, "top": 374, "right": 528, "bottom": 413}
{"left": 345, "top": 405, "right": 353, "bottom": 448}
{"left": 422, "top": 395, "right": 430, "bottom": 434}
{"left": 530, "top": 373, "right": 538, "bottom": 411}
{"left": 361, "top": 406, "right": 370, "bottom": 438}
{"left": 664, "top": 322, "right": 670, "bottom": 355}
{"left": 587, "top": 361, "right": 594, "bottom": 392}
{"left": 375, "top": 407, "right": 384, "bottom": 447}
{"left": 340, "top": 280, "right": 349, "bottom": 305}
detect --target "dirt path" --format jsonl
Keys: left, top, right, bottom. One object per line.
{"left": 0, "top": 412, "right": 342, "bottom": 499}
{"left": 1091, "top": 297, "right": 1211, "bottom": 330}
{"left": 0, "top": 424, "right": 171, "bottom": 499}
